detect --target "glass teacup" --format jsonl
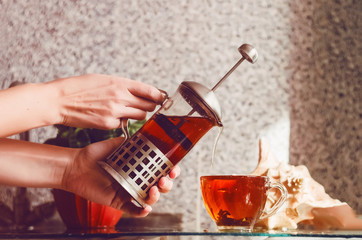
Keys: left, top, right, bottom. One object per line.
{"left": 200, "top": 175, "right": 287, "bottom": 232}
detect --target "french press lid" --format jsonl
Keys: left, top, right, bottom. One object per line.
{"left": 176, "top": 44, "right": 258, "bottom": 127}
{"left": 178, "top": 81, "right": 222, "bottom": 126}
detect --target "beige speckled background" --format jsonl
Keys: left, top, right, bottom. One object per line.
{"left": 0, "top": 0, "right": 360, "bottom": 230}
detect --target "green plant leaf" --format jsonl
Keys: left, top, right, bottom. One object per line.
{"left": 46, "top": 120, "right": 146, "bottom": 148}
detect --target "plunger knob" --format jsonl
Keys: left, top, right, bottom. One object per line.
{"left": 238, "top": 44, "right": 258, "bottom": 64}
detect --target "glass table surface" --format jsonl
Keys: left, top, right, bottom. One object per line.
{"left": 0, "top": 228, "right": 361, "bottom": 239}
{"left": 0, "top": 216, "right": 361, "bottom": 239}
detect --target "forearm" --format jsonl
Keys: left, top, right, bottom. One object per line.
{"left": 0, "top": 83, "right": 59, "bottom": 137}
{"left": 0, "top": 138, "right": 75, "bottom": 189}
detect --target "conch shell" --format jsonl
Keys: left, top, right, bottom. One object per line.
{"left": 252, "top": 138, "right": 362, "bottom": 230}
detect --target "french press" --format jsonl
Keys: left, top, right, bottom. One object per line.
{"left": 98, "top": 44, "right": 258, "bottom": 207}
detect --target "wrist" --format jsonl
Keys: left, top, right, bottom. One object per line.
{"left": 42, "top": 79, "right": 65, "bottom": 126}
{"left": 56, "top": 147, "right": 79, "bottom": 190}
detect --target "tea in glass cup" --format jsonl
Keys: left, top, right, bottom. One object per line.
{"left": 200, "top": 175, "right": 287, "bottom": 232}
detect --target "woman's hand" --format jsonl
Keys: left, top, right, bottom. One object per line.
{"left": 0, "top": 74, "right": 165, "bottom": 137}
{"left": 61, "top": 137, "right": 180, "bottom": 217}
{"left": 49, "top": 74, "right": 166, "bottom": 130}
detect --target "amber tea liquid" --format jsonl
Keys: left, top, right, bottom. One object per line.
{"left": 200, "top": 175, "right": 269, "bottom": 229}
{"left": 140, "top": 113, "right": 217, "bottom": 165}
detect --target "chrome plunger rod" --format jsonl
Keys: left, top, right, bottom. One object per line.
{"left": 211, "top": 44, "right": 258, "bottom": 91}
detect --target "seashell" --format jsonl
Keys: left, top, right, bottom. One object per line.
{"left": 252, "top": 138, "right": 362, "bottom": 230}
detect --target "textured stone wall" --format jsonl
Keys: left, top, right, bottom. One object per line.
{"left": 288, "top": 0, "right": 361, "bottom": 215}
{"left": 0, "top": 0, "right": 360, "bottom": 230}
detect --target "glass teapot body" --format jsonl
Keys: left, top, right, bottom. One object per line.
{"left": 99, "top": 81, "right": 221, "bottom": 207}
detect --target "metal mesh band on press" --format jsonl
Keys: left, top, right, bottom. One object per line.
{"left": 105, "top": 132, "right": 174, "bottom": 199}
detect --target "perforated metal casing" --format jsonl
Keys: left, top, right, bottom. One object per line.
{"left": 99, "top": 132, "right": 174, "bottom": 207}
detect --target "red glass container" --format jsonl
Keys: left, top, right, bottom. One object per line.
{"left": 52, "top": 189, "right": 122, "bottom": 229}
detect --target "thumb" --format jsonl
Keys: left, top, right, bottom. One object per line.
{"left": 87, "top": 137, "right": 125, "bottom": 160}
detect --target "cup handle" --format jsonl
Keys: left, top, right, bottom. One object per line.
{"left": 260, "top": 181, "right": 288, "bottom": 219}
